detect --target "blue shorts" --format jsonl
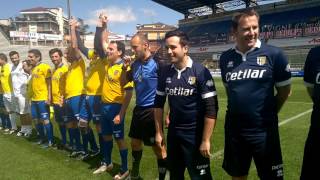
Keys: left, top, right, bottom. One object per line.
{"left": 167, "top": 127, "right": 212, "bottom": 179}
{"left": 31, "top": 101, "right": 49, "bottom": 121}
{"left": 100, "top": 103, "right": 124, "bottom": 139}
{"left": 79, "top": 95, "right": 102, "bottom": 124}
{"left": 0, "top": 94, "right": 4, "bottom": 108}
{"left": 53, "top": 104, "right": 67, "bottom": 123}
{"left": 64, "top": 95, "right": 84, "bottom": 122}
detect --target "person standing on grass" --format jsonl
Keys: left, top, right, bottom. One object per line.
{"left": 9, "top": 51, "right": 32, "bottom": 137}
{"left": 62, "top": 20, "right": 87, "bottom": 158}
{"left": 154, "top": 30, "right": 218, "bottom": 179}
{"left": 301, "top": 46, "right": 320, "bottom": 179}
{"left": 121, "top": 33, "right": 168, "bottom": 180}
{"left": 0, "top": 53, "right": 16, "bottom": 135}
{"left": 219, "top": 9, "right": 291, "bottom": 180}
{"left": 71, "top": 18, "right": 102, "bottom": 161}
{"left": 49, "top": 48, "right": 70, "bottom": 149}
{"left": 28, "top": 49, "right": 54, "bottom": 147}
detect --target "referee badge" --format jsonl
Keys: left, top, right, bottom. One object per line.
{"left": 257, "top": 56, "right": 267, "bottom": 65}
{"left": 188, "top": 76, "right": 196, "bottom": 85}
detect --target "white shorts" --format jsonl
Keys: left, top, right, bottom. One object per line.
{"left": 13, "top": 94, "right": 30, "bottom": 114}
{"left": 3, "top": 93, "right": 16, "bottom": 113}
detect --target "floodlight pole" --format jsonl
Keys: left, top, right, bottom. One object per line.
{"left": 67, "top": 0, "right": 72, "bottom": 43}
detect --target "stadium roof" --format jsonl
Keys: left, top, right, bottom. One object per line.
{"left": 152, "top": 0, "right": 228, "bottom": 14}
{"left": 152, "top": 0, "right": 260, "bottom": 15}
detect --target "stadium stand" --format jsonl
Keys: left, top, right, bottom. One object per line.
{"left": 152, "top": 0, "right": 320, "bottom": 77}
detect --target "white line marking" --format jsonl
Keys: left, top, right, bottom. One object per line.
{"left": 212, "top": 109, "right": 313, "bottom": 159}
{"left": 278, "top": 109, "right": 312, "bottom": 126}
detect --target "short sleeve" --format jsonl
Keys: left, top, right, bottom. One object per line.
{"left": 123, "top": 66, "right": 134, "bottom": 90}
{"left": 44, "top": 64, "right": 52, "bottom": 79}
{"left": 154, "top": 66, "right": 167, "bottom": 108}
{"left": 304, "top": 47, "right": 317, "bottom": 88}
{"left": 274, "top": 49, "right": 291, "bottom": 87}
{"left": 198, "top": 67, "right": 217, "bottom": 99}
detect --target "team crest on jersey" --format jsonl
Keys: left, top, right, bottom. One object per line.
{"left": 166, "top": 77, "right": 172, "bottom": 83}
{"left": 257, "top": 56, "right": 267, "bottom": 65}
{"left": 206, "top": 80, "right": 214, "bottom": 87}
{"left": 114, "top": 70, "right": 119, "bottom": 76}
{"left": 188, "top": 76, "right": 196, "bottom": 85}
{"left": 227, "top": 61, "right": 234, "bottom": 68}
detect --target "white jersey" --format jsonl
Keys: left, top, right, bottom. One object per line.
{"left": 11, "top": 62, "right": 29, "bottom": 96}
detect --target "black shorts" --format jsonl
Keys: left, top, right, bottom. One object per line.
{"left": 167, "top": 128, "right": 212, "bottom": 180}
{"left": 128, "top": 106, "right": 156, "bottom": 146}
{"left": 223, "top": 127, "right": 283, "bottom": 179}
{"left": 301, "top": 124, "right": 320, "bottom": 180}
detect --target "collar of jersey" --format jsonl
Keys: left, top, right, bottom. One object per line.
{"left": 112, "top": 58, "right": 123, "bottom": 65}
{"left": 171, "top": 56, "right": 193, "bottom": 71}
{"left": 233, "top": 39, "right": 261, "bottom": 60}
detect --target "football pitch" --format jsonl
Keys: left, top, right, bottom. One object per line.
{"left": 0, "top": 77, "right": 312, "bottom": 180}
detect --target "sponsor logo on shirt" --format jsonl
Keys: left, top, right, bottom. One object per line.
{"left": 227, "top": 61, "right": 234, "bottom": 68}
{"left": 257, "top": 56, "right": 267, "bottom": 65}
{"left": 285, "top": 64, "right": 290, "bottom": 72}
{"left": 316, "top": 72, "right": 320, "bottom": 84}
{"left": 166, "top": 77, "right": 172, "bottom": 84}
{"left": 226, "top": 69, "right": 266, "bottom": 81}
{"left": 165, "top": 87, "right": 194, "bottom": 96}
{"left": 206, "top": 80, "right": 214, "bottom": 87}
{"left": 188, "top": 76, "right": 196, "bottom": 85}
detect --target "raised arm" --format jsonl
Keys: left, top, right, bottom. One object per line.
{"left": 94, "top": 14, "right": 108, "bottom": 59}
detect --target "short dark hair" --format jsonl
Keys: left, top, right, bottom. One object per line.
{"left": 232, "top": 8, "right": 260, "bottom": 30}
{"left": 164, "top": 30, "right": 189, "bottom": 47}
{"left": 28, "top": 49, "right": 42, "bottom": 61}
{"left": 132, "top": 33, "right": 149, "bottom": 44}
{"left": 0, "top": 53, "right": 8, "bottom": 62}
{"left": 49, "top": 48, "right": 63, "bottom": 57}
{"left": 9, "top": 51, "right": 19, "bottom": 57}
{"left": 110, "top": 41, "right": 126, "bottom": 58}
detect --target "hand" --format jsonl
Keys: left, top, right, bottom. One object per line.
{"left": 45, "top": 97, "right": 51, "bottom": 105}
{"left": 199, "top": 140, "right": 212, "bottom": 159}
{"left": 99, "top": 13, "right": 108, "bottom": 27}
{"left": 69, "top": 18, "right": 79, "bottom": 29}
{"left": 155, "top": 132, "right": 164, "bottom": 147}
{"left": 165, "top": 114, "right": 170, "bottom": 128}
{"left": 113, "top": 114, "right": 121, "bottom": 125}
{"left": 123, "top": 55, "right": 132, "bottom": 69}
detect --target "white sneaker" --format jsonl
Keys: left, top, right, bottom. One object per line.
{"left": 0, "top": 127, "right": 3, "bottom": 130}
{"left": 93, "top": 163, "right": 113, "bottom": 174}
{"left": 4, "top": 128, "right": 10, "bottom": 132}
{"left": 9, "top": 130, "right": 17, "bottom": 135}
{"left": 113, "top": 170, "right": 130, "bottom": 180}
{"left": 16, "top": 131, "right": 24, "bottom": 137}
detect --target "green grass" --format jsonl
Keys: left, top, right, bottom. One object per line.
{"left": 0, "top": 77, "right": 312, "bottom": 179}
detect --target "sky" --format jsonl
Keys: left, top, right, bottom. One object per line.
{"left": 0, "top": 0, "right": 183, "bottom": 35}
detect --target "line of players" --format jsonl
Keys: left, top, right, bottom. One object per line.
{"left": 0, "top": 8, "right": 318, "bottom": 180}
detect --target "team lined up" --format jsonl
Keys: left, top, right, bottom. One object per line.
{"left": 0, "top": 8, "right": 319, "bottom": 180}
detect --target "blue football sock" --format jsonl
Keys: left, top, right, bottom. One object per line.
{"left": 73, "top": 128, "right": 82, "bottom": 151}
{"left": 81, "top": 131, "right": 89, "bottom": 153}
{"left": 59, "top": 125, "right": 67, "bottom": 145}
{"left": 44, "top": 122, "right": 53, "bottom": 143}
{"left": 104, "top": 140, "right": 113, "bottom": 165}
{"left": 88, "top": 128, "right": 98, "bottom": 152}
{"left": 120, "top": 148, "right": 128, "bottom": 173}
{"left": 68, "top": 128, "right": 74, "bottom": 148}
{"left": 98, "top": 133, "right": 105, "bottom": 163}
{"left": 36, "top": 123, "right": 45, "bottom": 138}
